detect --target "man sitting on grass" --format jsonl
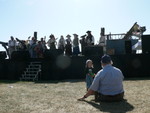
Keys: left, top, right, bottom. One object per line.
{"left": 78, "top": 55, "right": 124, "bottom": 102}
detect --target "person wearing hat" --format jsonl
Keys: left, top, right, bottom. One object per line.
{"left": 78, "top": 54, "right": 124, "bottom": 102}
{"left": 47, "top": 34, "right": 57, "bottom": 49}
{"left": 72, "top": 34, "right": 80, "bottom": 56}
{"left": 65, "top": 34, "right": 72, "bottom": 56}
{"left": 66, "top": 34, "right": 72, "bottom": 44}
{"left": 58, "top": 35, "right": 65, "bottom": 53}
{"left": 80, "top": 35, "right": 87, "bottom": 55}
{"left": 86, "top": 30, "right": 95, "bottom": 46}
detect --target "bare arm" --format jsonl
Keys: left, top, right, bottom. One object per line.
{"left": 78, "top": 89, "right": 95, "bottom": 101}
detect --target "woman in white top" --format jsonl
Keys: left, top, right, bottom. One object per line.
{"left": 47, "top": 34, "right": 57, "bottom": 49}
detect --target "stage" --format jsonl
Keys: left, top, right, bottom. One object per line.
{"left": 0, "top": 53, "right": 150, "bottom": 80}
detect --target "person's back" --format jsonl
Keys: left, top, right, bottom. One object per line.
{"left": 97, "top": 64, "right": 124, "bottom": 96}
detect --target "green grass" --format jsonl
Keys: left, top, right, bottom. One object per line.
{"left": 0, "top": 79, "right": 150, "bottom": 113}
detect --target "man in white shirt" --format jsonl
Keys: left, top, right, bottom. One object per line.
{"left": 8, "top": 36, "right": 17, "bottom": 58}
{"left": 78, "top": 55, "right": 124, "bottom": 102}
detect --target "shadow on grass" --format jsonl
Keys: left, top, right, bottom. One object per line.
{"left": 83, "top": 99, "right": 134, "bottom": 113}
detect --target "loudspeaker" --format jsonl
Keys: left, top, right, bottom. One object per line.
{"left": 125, "top": 40, "right": 132, "bottom": 54}
{"left": 84, "top": 46, "right": 103, "bottom": 56}
{"left": 44, "top": 49, "right": 64, "bottom": 59}
{"left": 142, "top": 35, "right": 150, "bottom": 54}
{"left": 0, "top": 51, "right": 7, "bottom": 60}
{"left": 11, "top": 51, "right": 30, "bottom": 60}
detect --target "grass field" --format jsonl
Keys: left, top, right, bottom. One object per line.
{"left": 0, "top": 78, "right": 150, "bottom": 113}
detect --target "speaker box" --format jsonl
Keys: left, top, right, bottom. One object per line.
{"left": 142, "top": 35, "right": 150, "bottom": 54}
{"left": 84, "top": 46, "right": 103, "bottom": 56}
{"left": 11, "top": 51, "right": 30, "bottom": 60}
{"left": 0, "top": 51, "right": 7, "bottom": 60}
{"left": 125, "top": 40, "right": 132, "bottom": 54}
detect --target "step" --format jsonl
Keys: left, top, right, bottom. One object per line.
{"left": 26, "top": 68, "right": 41, "bottom": 71}
{"left": 22, "top": 74, "right": 38, "bottom": 76}
{"left": 24, "top": 72, "right": 40, "bottom": 74}
{"left": 30, "top": 62, "right": 41, "bottom": 65}
{"left": 21, "top": 76, "right": 37, "bottom": 79}
{"left": 24, "top": 71, "right": 40, "bottom": 74}
{"left": 26, "top": 67, "right": 41, "bottom": 70}
{"left": 20, "top": 77, "right": 38, "bottom": 81}
{"left": 29, "top": 64, "right": 41, "bottom": 66}
{"left": 28, "top": 65, "right": 41, "bottom": 68}
{"left": 20, "top": 61, "right": 41, "bottom": 81}
{"left": 20, "top": 76, "right": 38, "bottom": 81}
{"left": 24, "top": 69, "right": 41, "bottom": 73}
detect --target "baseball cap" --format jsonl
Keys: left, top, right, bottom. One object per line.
{"left": 101, "top": 55, "right": 111, "bottom": 63}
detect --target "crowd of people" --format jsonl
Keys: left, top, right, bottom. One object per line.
{"left": 7, "top": 30, "right": 95, "bottom": 59}
{"left": 7, "top": 30, "right": 125, "bottom": 102}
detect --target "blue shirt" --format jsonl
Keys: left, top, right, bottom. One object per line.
{"left": 90, "top": 64, "right": 124, "bottom": 95}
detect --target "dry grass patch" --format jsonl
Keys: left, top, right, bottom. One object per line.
{"left": 0, "top": 78, "right": 150, "bottom": 113}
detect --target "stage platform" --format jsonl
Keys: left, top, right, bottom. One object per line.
{"left": 0, "top": 54, "right": 150, "bottom": 80}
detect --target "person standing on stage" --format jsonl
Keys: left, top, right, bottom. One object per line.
{"left": 8, "top": 36, "right": 17, "bottom": 58}
{"left": 40, "top": 37, "right": 47, "bottom": 51}
{"left": 86, "top": 30, "right": 95, "bottom": 46}
{"left": 65, "top": 34, "right": 72, "bottom": 56}
{"left": 72, "top": 34, "right": 80, "bottom": 56}
{"left": 29, "top": 37, "right": 37, "bottom": 58}
{"left": 80, "top": 35, "right": 87, "bottom": 55}
{"left": 58, "top": 35, "right": 65, "bottom": 53}
{"left": 47, "top": 34, "right": 57, "bottom": 49}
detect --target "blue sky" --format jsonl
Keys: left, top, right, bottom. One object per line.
{"left": 0, "top": 0, "right": 150, "bottom": 51}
